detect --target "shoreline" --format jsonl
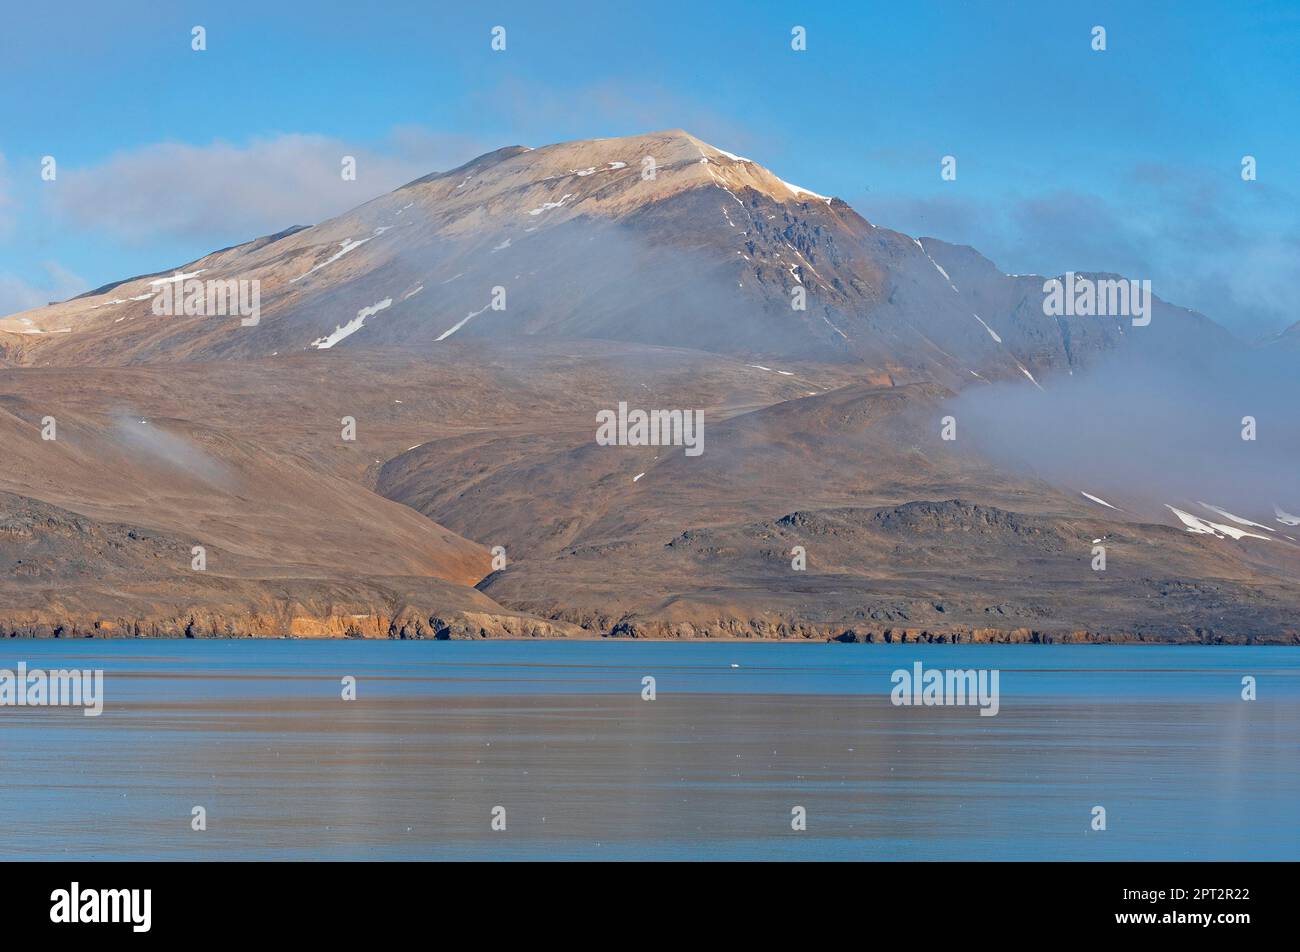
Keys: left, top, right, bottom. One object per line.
{"left": 3, "top": 624, "right": 1297, "bottom": 645}
{"left": 4, "top": 599, "right": 1296, "bottom": 646}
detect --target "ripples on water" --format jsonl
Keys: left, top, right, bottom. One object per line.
{"left": 0, "top": 641, "right": 1296, "bottom": 860}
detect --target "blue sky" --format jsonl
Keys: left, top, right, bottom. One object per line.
{"left": 1, "top": 0, "right": 1297, "bottom": 337}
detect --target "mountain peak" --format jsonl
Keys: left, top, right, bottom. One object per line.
{"left": 1, "top": 128, "right": 1228, "bottom": 384}
{"left": 460, "top": 129, "right": 838, "bottom": 209}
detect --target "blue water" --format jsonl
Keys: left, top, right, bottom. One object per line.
{"left": 0, "top": 640, "right": 1296, "bottom": 860}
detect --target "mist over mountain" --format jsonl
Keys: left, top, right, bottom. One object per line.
{"left": 950, "top": 345, "right": 1300, "bottom": 516}
{"left": 0, "top": 131, "right": 1236, "bottom": 379}
{"left": 1, "top": 130, "right": 1296, "bottom": 642}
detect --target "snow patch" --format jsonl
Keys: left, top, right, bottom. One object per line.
{"left": 148, "top": 269, "right": 206, "bottom": 287}
{"left": 310, "top": 297, "right": 392, "bottom": 349}
{"left": 1198, "top": 503, "right": 1275, "bottom": 532}
{"left": 821, "top": 314, "right": 849, "bottom": 339}
{"left": 291, "top": 237, "right": 374, "bottom": 283}
{"left": 1016, "top": 362, "right": 1043, "bottom": 390}
{"left": 713, "top": 147, "right": 751, "bottom": 163}
{"left": 1166, "top": 505, "right": 1270, "bottom": 540}
{"left": 1080, "top": 491, "right": 1119, "bottom": 510}
{"left": 436, "top": 302, "right": 491, "bottom": 341}
{"left": 972, "top": 313, "right": 1002, "bottom": 343}
{"left": 1274, "top": 505, "right": 1300, "bottom": 526}
{"left": 778, "top": 177, "right": 832, "bottom": 204}
{"left": 528, "top": 193, "right": 573, "bottom": 216}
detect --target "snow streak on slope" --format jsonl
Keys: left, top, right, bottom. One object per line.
{"left": 1016, "top": 362, "right": 1043, "bottom": 390}
{"left": 972, "top": 313, "right": 1002, "bottom": 343}
{"left": 1198, "top": 503, "right": 1275, "bottom": 532}
{"left": 149, "top": 270, "right": 206, "bottom": 286}
{"left": 311, "top": 298, "right": 392, "bottom": 349}
{"left": 1165, "top": 505, "right": 1270, "bottom": 541}
{"left": 776, "top": 177, "right": 832, "bottom": 204}
{"left": 1275, "top": 505, "right": 1300, "bottom": 526}
{"left": 436, "top": 302, "right": 491, "bottom": 341}
{"left": 1081, "top": 491, "right": 1119, "bottom": 510}
{"left": 528, "top": 194, "right": 573, "bottom": 216}
{"left": 291, "top": 236, "right": 375, "bottom": 284}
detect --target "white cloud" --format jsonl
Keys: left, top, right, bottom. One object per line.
{"left": 0, "top": 262, "right": 87, "bottom": 318}
{"left": 862, "top": 181, "right": 1300, "bottom": 340}
{"left": 48, "top": 128, "right": 493, "bottom": 246}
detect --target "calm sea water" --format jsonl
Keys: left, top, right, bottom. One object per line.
{"left": 0, "top": 640, "right": 1296, "bottom": 860}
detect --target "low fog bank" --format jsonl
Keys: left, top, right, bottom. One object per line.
{"left": 949, "top": 346, "right": 1300, "bottom": 516}
{"left": 112, "top": 414, "right": 237, "bottom": 490}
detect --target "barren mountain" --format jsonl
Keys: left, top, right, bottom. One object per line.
{"left": 1, "top": 130, "right": 1231, "bottom": 381}
{"left": 1, "top": 131, "right": 1295, "bottom": 641}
